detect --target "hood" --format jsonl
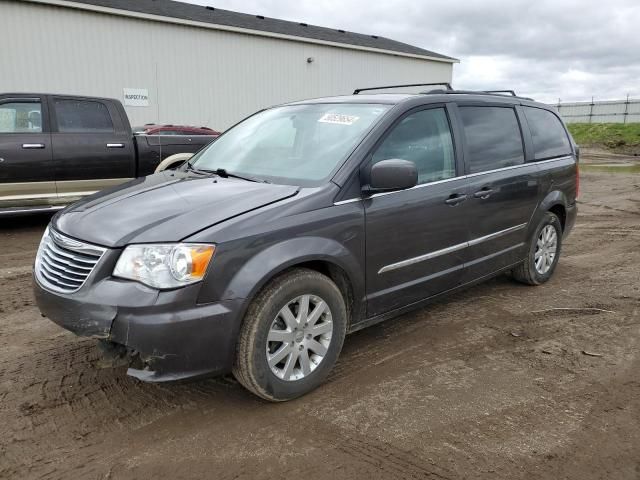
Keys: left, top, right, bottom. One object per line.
{"left": 53, "top": 171, "right": 299, "bottom": 247}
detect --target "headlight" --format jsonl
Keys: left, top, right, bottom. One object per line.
{"left": 113, "top": 243, "right": 215, "bottom": 289}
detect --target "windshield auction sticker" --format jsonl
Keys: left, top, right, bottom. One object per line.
{"left": 318, "top": 113, "right": 360, "bottom": 125}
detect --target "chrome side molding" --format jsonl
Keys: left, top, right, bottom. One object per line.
{"left": 379, "top": 242, "right": 468, "bottom": 274}
{"left": 378, "top": 223, "right": 527, "bottom": 274}
{"left": 0, "top": 205, "right": 65, "bottom": 216}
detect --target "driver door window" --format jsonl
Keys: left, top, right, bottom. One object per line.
{"left": 372, "top": 108, "right": 455, "bottom": 184}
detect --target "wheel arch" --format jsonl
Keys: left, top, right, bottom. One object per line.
{"left": 217, "top": 237, "right": 364, "bottom": 331}
{"left": 548, "top": 203, "right": 566, "bottom": 231}
{"left": 528, "top": 190, "right": 569, "bottom": 238}
{"left": 278, "top": 260, "right": 356, "bottom": 328}
{"left": 154, "top": 152, "right": 194, "bottom": 173}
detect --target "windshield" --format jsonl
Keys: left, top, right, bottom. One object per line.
{"left": 188, "top": 103, "right": 391, "bottom": 186}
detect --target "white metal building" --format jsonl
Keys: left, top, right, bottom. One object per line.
{"left": 1, "top": 0, "right": 457, "bottom": 130}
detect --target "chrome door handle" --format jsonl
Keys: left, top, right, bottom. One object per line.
{"left": 106, "top": 143, "right": 125, "bottom": 148}
{"left": 22, "top": 143, "right": 45, "bottom": 149}
{"left": 444, "top": 193, "right": 468, "bottom": 206}
{"left": 473, "top": 188, "right": 494, "bottom": 199}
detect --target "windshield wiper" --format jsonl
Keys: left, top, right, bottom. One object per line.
{"left": 212, "top": 168, "right": 270, "bottom": 183}
{"left": 185, "top": 163, "right": 269, "bottom": 183}
{"left": 184, "top": 160, "right": 210, "bottom": 175}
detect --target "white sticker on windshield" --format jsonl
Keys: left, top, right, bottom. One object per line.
{"left": 318, "top": 113, "right": 360, "bottom": 125}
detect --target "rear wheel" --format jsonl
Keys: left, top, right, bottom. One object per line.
{"left": 233, "top": 268, "right": 347, "bottom": 401}
{"left": 511, "top": 212, "right": 562, "bottom": 285}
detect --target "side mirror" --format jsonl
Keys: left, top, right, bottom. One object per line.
{"left": 365, "top": 159, "right": 418, "bottom": 194}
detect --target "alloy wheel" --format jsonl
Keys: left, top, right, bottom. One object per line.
{"left": 534, "top": 224, "right": 558, "bottom": 275}
{"left": 266, "top": 294, "right": 333, "bottom": 381}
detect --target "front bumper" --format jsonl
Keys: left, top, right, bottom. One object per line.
{"left": 34, "top": 275, "right": 245, "bottom": 381}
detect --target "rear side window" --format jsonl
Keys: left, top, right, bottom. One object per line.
{"left": 523, "top": 107, "right": 572, "bottom": 159}
{"left": 0, "top": 101, "right": 43, "bottom": 133}
{"left": 459, "top": 106, "right": 524, "bottom": 174}
{"left": 54, "top": 99, "right": 114, "bottom": 133}
{"left": 372, "top": 108, "right": 456, "bottom": 184}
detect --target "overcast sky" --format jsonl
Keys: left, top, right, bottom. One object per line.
{"left": 186, "top": 0, "right": 639, "bottom": 103}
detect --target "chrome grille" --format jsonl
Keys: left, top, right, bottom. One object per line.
{"left": 35, "top": 227, "right": 106, "bottom": 294}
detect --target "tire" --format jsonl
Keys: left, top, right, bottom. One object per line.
{"left": 154, "top": 152, "right": 194, "bottom": 173}
{"left": 233, "top": 268, "right": 347, "bottom": 402}
{"left": 511, "top": 212, "right": 563, "bottom": 285}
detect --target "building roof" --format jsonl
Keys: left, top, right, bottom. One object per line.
{"left": 49, "top": 0, "right": 456, "bottom": 62}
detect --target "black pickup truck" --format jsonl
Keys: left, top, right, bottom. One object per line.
{"left": 0, "top": 93, "right": 217, "bottom": 215}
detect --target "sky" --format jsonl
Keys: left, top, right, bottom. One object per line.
{"left": 185, "top": 0, "right": 639, "bottom": 103}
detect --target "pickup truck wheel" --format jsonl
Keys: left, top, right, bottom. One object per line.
{"left": 511, "top": 212, "right": 562, "bottom": 285}
{"left": 233, "top": 268, "right": 347, "bottom": 402}
{"left": 154, "top": 153, "right": 194, "bottom": 173}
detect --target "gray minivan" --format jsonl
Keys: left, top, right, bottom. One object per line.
{"left": 34, "top": 86, "right": 578, "bottom": 401}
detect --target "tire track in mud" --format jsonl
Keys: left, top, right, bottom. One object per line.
{"left": 330, "top": 432, "right": 454, "bottom": 480}
{"left": 577, "top": 200, "right": 640, "bottom": 217}
{"left": 0, "top": 272, "right": 35, "bottom": 315}
{"left": 0, "top": 322, "right": 242, "bottom": 479}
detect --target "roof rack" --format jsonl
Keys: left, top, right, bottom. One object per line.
{"left": 353, "top": 83, "right": 453, "bottom": 95}
{"left": 483, "top": 90, "right": 517, "bottom": 96}
{"left": 352, "top": 84, "right": 533, "bottom": 100}
{"left": 421, "top": 88, "right": 533, "bottom": 101}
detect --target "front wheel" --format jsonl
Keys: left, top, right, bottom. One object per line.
{"left": 511, "top": 212, "right": 563, "bottom": 285}
{"left": 233, "top": 268, "right": 347, "bottom": 401}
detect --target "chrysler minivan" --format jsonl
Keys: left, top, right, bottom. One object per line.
{"left": 34, "top": 85, "right": 578, "bottom": 401}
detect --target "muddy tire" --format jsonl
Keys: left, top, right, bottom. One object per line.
{"left": 511, "top": 212, "right": 563, "bottom": 285}
{"left": 233, "top": 268, "right": 347, "bottom": 402}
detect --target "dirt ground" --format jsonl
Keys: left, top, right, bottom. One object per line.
{"left": 1, "top": 151, "right": 639, "bottom": 480}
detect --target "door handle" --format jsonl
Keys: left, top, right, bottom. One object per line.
{"left": 106, "top": 143, "right": 125, "bottom": 148}
{"left": 22, "top": 143, "right": 45, "bottom": 149}
{"left": 473, "top": 188, "right": 494, "bottom": 199}
{"left": 444, "top": 193, "right": 468, "bottom": 206}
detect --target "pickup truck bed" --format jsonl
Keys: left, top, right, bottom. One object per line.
{"left": 0, "top": 93, "right": 216, "bottom": 215}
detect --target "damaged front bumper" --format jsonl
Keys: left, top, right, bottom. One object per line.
{"left": 34, "top": 275, "right": 245, "bottom": 381}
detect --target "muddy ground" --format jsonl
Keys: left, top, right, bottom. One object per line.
{"left": 1, "top": 151, "right": 639, "bottom": 480}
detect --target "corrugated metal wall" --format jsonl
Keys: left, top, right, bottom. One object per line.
{"left": 1, "top": 1, "right": 453, "bottom": 130}
{"left": 555, "top": 98, "right": 640, "bottom": 123}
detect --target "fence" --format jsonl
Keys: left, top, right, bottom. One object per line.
{"left": 555, "top": 97, "right": 640, "bottom": 123}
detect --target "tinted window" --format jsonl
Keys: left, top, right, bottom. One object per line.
{"left": 460, "top": 106, "right": 524, "bottom": 173}
{"left": 524, "top": 107, "right": 572, "bottom": 159}
{"left": 372, "top": 108, "right": 455, "bottom": 184}
{"left": 54, "top": 100, "right": 113, "bottom": 133}
{"left": 0, "top": 102, "right": 42, "bottom": 133}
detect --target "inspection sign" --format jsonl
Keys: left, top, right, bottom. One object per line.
{"left": 123, "top": 88, "right": 150, "bottom": 107}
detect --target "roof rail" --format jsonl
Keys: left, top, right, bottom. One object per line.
{"left": 421, "top": 88, "right": 533, "bottom": 101}
{"left": 353, "top": 82, "right": 453, "bottom": 95}
{"left": 483, "top": 90, "right": 517, "bottom": 96}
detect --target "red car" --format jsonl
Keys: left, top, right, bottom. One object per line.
{"left": 134, "top": 124, "right": 220, "bottom": 136}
